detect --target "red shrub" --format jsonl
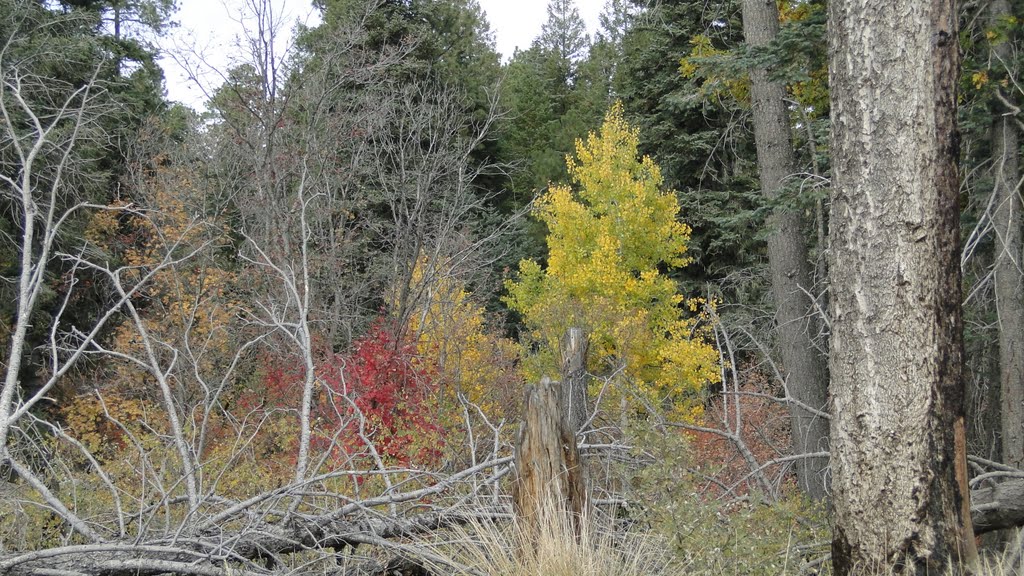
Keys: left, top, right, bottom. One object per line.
{"left": 316, "top": 320, "right": 444, "bottom": 466}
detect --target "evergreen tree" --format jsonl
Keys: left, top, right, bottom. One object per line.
{"left": 741, "top": 0, "right": 829, "bottom": 500}
{"left": 500, "top": 46, "right": 563, "bottom": 199}
{"left": 536, "top": 0, "right": 589, "bottom": 85}
{"left": 308, "top": 0, "right": 502, "bottom": 194}
{"left": 499, "top": 0, "right": 602, "bottom": 206}
{"left": 310, "top": 0, "right": 500, "bottom": 104}
{"left": 597, "top": 0, "right": 635, "bottom": 47}
{"left": 616, "top": 0, "right": 760, "bottom": 288}
{"left": 957, "top": 0, "right": 1024, "bottom": 465}
{"left": 56, "top": 0, "right": 172, "bottom": 111}
{"left": 0, "top": 0, "right": 170, "bottom": 397}
{"left": 589, "top": 0, "right": 636, "bottom": 100}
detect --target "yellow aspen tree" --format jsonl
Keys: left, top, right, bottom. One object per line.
{"left": 504, "top": 102, "right": 719, "bottom": 419}
{"left": 404, "top": 257, "right": 523, "bottom": 420}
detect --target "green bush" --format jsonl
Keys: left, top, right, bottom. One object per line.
{"left": 627, "top": 425, "right": 831, "bottom": 575}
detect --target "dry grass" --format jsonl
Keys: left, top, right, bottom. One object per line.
{"left": 841, "top": 530, "right": 1024, "bottom": 576}
{"left": 958, "top": 531, "right": 1023, "bottom": 576}
{"left": 420, "top": 508, "right": 678, "bottom": 576}
{"left": 965, "top": 554, "right": 1022, "bottom": 576}
{"left": 417, "top": 511, "right": 1024, "bottom": 576}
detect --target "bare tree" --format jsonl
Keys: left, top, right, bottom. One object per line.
{"left": 0, "top": 3, "right": 519, "bottom": 574}
{"left": 364, "top": 80, "right": 509, "bottom": 339}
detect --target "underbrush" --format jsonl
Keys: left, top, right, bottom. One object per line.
{"left": 626, "top": 423, "right": 832, "bottom": 575}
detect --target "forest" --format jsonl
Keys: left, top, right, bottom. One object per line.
{"left": 1, "top": 0, "right": 1023, "bottom": 574}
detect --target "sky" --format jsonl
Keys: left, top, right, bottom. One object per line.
{"left": 158, "top": 0, "right": 603, "bottom": 111}
{"left": 479, "top": 0, "right": 602, "bottom": 58}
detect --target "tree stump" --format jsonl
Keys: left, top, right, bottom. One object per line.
{"left": 512, "top": 377, "right": 588, "bottom": 539}
{"left": 559, "top": 327, "right": 589, "bottom": 436}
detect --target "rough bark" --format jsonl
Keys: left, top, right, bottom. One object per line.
{"left": 512, "top": 377, "right": 588, "bottom": 538}
{"left": 828, "top": 0, "right": 978, "bottom": 573}
{"left": 741, "top": 0, "right": 830, "bottom": 501}
{"left": 559, "top": 327, "right": 590, "bottom": 436}
{"left": 990, "top": 0, "right": 1024, "bottom": 471}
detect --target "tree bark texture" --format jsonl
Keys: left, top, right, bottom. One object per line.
{"left": 512, "top": 377, "right": 588, "bottom": 538}
{"left": 990, "top": 0, "right": 1024, "bottom": 471}
{"left": 828, "top": 0, "right": 978, "bottom": 573}
{"left": 742, "top": 0, "right": 830, "bottom": 501}
{"left": 559, "top": 327, "right": 590, "bottom": 435}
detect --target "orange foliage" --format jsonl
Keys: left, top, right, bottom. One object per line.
{"left": 688, "top": 363, "right": 793, "bottom": 498}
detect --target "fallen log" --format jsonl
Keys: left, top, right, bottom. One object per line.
{"left": 0, "top": 511, "right": 474, "bottom": 576}
{"left": 972, "top": 478, "right": 1024, "bottom": 535}
{"left": 0, "top": 457, "right": 511, "bottom": 576}
{"left": 4, "top": 447, "right": 1023, "bottom": 575}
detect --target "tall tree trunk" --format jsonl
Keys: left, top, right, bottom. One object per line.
{"left": 741, "top": 0, "right": 830, "bottom": 500}
{"left": 828, "top": 0, "right": 978, "bottom": 573}
{"left": 990, "top": 0, "right": 1024, "bottom": 470}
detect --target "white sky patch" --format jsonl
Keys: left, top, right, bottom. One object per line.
{"left": 478, "top": 0, "right": 602, "bottom": 60}
{"left": 158, "top": 0, "right": 601, "bottom": 111}
{"left": 158, "top": 0, "right": 320, "bottom": 111}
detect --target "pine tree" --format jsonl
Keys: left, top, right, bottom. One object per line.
{"left": 537, "top": 0, "right": 589, "bottom": 69}
{"left": 828, "top": 0, "right": 978, "bottom": 570}
{"left": 615, "top": 0, "right": 761, "bottom": 288}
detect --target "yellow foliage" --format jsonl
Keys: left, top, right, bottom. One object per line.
{"left": 504, "top": 103, "right": 720, "bottom": 420}
{"left": 789, "top": 67, "right": 829, "bottom": 115}
{"left": 777, "top": 0, "right": 812, "bottom": 23}
{"left": 101, "top": 160, "right": 240, "bottom": 400}
{"left": 56, "top": 392, "right": 303, "bottom": 512}
{"left": 680, "top": 34, "right": 750, "bottom": 104}
{"left": 973, "top": 70, "right": 990, "bottom": 90}
{"left": 63, "top": 393, "right": 163, "bottom": 457}
{"left": 83, "top": 206, "right": 122, "bottom": 248}
{"left": 405, "top": 257, "right": 523, "bottom": 419}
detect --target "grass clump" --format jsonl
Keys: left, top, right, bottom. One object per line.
{"left": 421, "top": 507, "right": 678, "bottom": 576}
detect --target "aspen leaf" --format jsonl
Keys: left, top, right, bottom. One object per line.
{"left": 504, "top": 103, "right": 720, "bottom": 420}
